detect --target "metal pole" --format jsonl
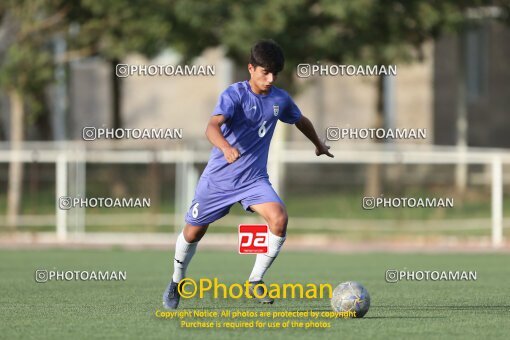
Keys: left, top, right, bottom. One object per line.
{"left": 174, "top": 157, "right": 184, "bottom": 234}
{"left": 76, "top": 143, "right": 86, "bottom": 236}
{"left": 455, "top": 30, "right": 468, "bottom": 193}
{"left": 491, "top": 155, "right": 503, "bottom": 247}
{"left": 383, "top": 74, "right": 395, "bottom": 135}
{"left": 56, "top": 152, "right": 67, "bottom": 241}
{"left": 52, "top": 34, "right": 67, "bottom": 140}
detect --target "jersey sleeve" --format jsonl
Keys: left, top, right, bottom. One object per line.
{"left": 279, "top": 93, "right": 302, "bottom": 124}
{"left": 212, "top": 87, "right": 237, "bottom": 120}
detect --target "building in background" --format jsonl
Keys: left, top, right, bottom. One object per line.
{"left": 434, "top": 20, "right": 510, "bottom": 148}
{"left": 68, "top": 23, "right": 508, "bottom": 150}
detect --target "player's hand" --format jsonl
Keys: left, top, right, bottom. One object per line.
{"left": 315, "top": 140, "right": 334, "bottom": 158}
{"left": 221, "top": 146, "right": 241, "bottom": 163}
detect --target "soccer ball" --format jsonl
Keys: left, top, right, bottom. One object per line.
{"left": 330, "top": 281, "right": 370, "bottom": 318}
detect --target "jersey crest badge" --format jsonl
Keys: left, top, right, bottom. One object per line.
{"left": 273, "top": 105, "right": 279, "bottom": 116}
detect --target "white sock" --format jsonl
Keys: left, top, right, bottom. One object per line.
{"left": 172, "top": 232, "right": 198, "bottom": 283}
{"left": 249, "top": 230, "right": 286, "bottom": 282}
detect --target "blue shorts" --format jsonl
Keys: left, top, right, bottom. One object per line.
{"left": 184, "top": 177, "right": 284, "bottom": 226}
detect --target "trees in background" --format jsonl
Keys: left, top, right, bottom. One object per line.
{"left": 1, "top": 0, "right": 68, "bottom": 229}
{"left": 169, "top": 0, "right": 498, "bottom": 195}
{"left": 1, "top": 0, "right": 507, "bottom": 228}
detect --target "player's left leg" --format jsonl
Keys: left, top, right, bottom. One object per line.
{"left": 248, "top": 201, "right": 288, "bottom": 281}
{"left": 238, "top": 179, "right": 288, "bottom": 304}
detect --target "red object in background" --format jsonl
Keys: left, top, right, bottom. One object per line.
{"left": 238, "top": 224, "right": 268, "bottom": 254}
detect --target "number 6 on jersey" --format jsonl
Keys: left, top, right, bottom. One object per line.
{"left": 258, "top": 121, "right": 267, "bottom": 138}
{"left": 191, "top": 203, "right": 199, "bottom": 218}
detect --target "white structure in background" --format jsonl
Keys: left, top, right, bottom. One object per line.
{"left": 0, "top": 142, "right": 506, "bottom": 248}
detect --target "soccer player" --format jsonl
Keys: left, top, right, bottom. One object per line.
{"left": 163, "top": 39, "right": 333, "bottom": 309}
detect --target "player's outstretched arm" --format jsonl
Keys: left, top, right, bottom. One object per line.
{"left": 205, "top": 114, "right": 240, "bottom": 163}
{"left": 295, "top": 115, "right": 334, "bottom": 158}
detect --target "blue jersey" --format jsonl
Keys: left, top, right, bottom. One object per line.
{"left": 200, "top": 80, "right": 302, "bottom": 190}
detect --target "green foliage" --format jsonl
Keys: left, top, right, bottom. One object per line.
{"left": 0, "top": 0, "right": 68, "bottom": 121}
{"left": 0, "top": 1, "right": 62, "bottom": 91}
{"left": 66, "top": 0, "right": 173, "bottom": 60}
{"left": 1, "top": 1, "right": 507, "bottom": 131}
{"left": 169, "top": 0, "right": 501, "bottom": 76}
{"left": 0, "top": 42, "right": 52, "bottom": 93}
{"left": 2, "top": 0, "right": 505, "bottom": 91}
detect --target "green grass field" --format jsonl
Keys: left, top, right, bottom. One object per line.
{"left": 1, "top": 249, "right": 509, "bottom": 339}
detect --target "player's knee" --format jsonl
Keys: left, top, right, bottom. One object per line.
{"left": 276, "top": 212, "right": 288, "bottom": 229}
{"left": 269, "top": 211, "right": 288, "bottom": 236}
{"left": 183, "top": 224, "right": 208, "bottom": 243}
{"left": 184, "top": 231, "right": 204, "bottom": 243}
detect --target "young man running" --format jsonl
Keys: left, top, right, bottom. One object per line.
{"left": 163, "top": 39, "right": 333, "bottom": 309}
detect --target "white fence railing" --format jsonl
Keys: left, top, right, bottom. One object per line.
{"left": 0, "top": 141, "right": 508, "bottom": 247}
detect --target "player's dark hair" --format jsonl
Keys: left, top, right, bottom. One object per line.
{"left": 249, "top": 39, "right": 284, "bottom": 74}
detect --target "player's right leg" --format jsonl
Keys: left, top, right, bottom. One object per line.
{"left": 163, "top": 223, "right": 208, "bottom": 309}
{"left": 174, "top": 223, "right": 209, "bottom": 282}
{"left": 163, "top": 177, "right": 234, "bottom": 309}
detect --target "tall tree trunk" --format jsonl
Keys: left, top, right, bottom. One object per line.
{"left": 7, "top": 89, "right": 24, "bottom": 231}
